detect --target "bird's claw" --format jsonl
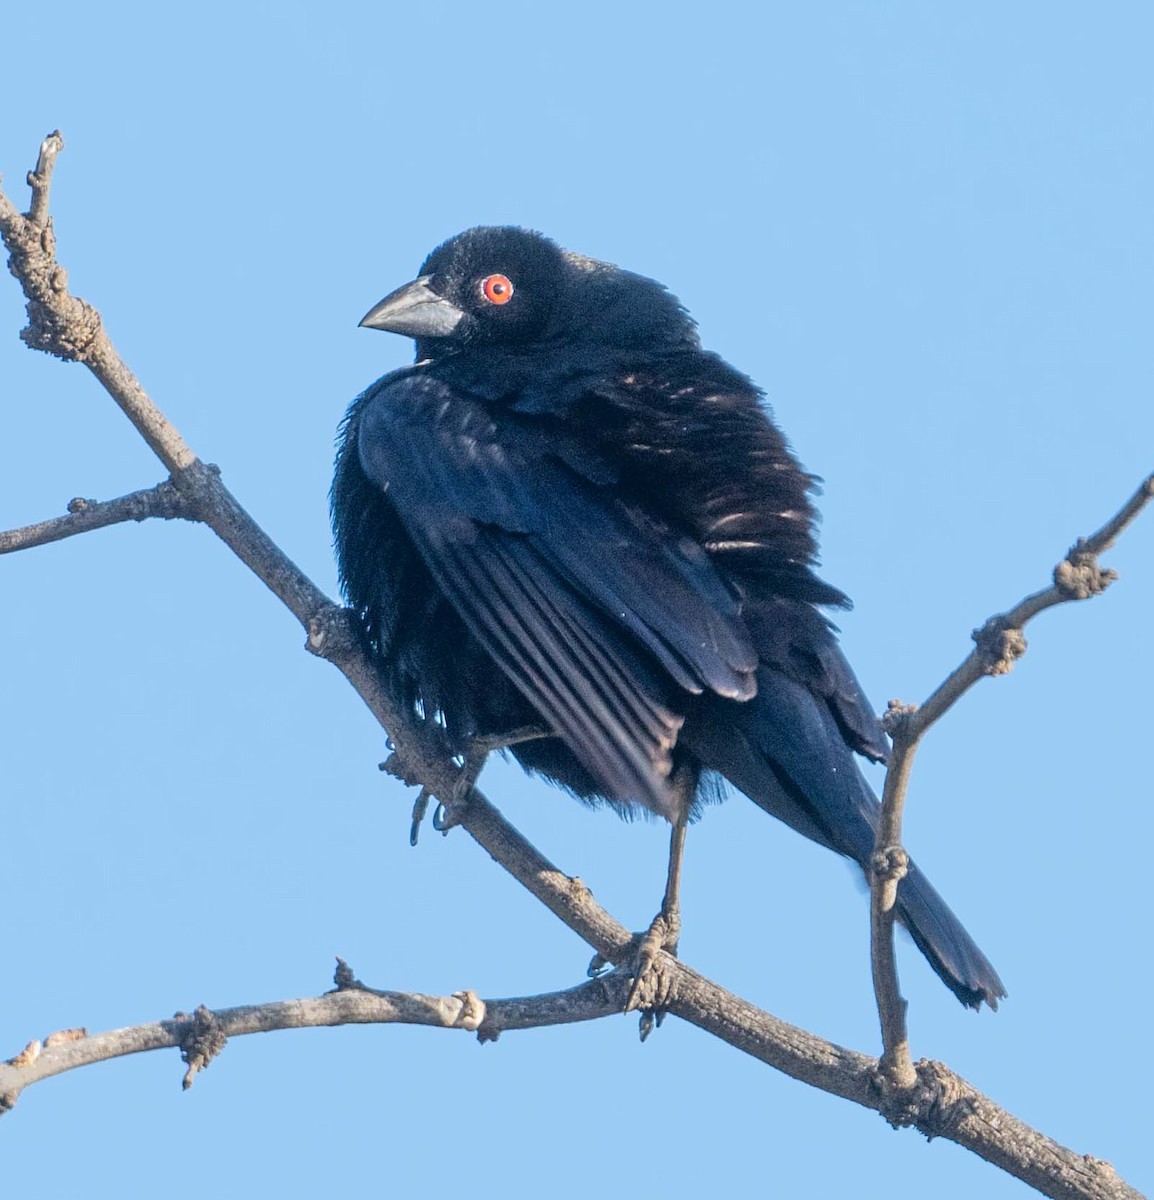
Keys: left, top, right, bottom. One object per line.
{"left": 408, "top": 726, "right": 556, "bottom": 845}
{"left": 586, "top": 949, "right": 614, "bottom": 978}
{"left": 431, "top": 773, "right": 473, "bottom": 835}
{"left": 430, "top": 727, "right": 532, "bottom": 838}
{"left": 637, "top": 1008, "right": 667, "bottom": 1042}
{"left": 409, "top": 788, "right": 433, "bottom": 846}
{"left": 624, "top": 911, "right": 681, "bottom": 1031}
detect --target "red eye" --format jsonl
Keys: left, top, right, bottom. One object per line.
{"left": 481, "top": 274, "right": 514, "bottom": 305}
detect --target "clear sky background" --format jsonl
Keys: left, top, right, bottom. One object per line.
{"left": 2, "top": 4, "right": 1151, "bottom": 1198}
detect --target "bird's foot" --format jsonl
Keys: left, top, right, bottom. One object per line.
{"left": 587, "top": 911, "right": 680, "bottom": 1039}
{"left": 625, "top": 909, "right": 680, "bottom": 1014}
{"left": 409, "top": 725, "right": 555, "bottom": 844}
{"left": 431, "top": 769, "right": 476, "bottom": 834}
{"left": 404, "top": 777, "right": 471, "bottom": 845}
{"left": 429, "top": 725, "right": 552, "bottom": 835}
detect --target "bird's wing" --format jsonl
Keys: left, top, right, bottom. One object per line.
{"left": 743, "top": 597, "right": 890, "bottom": 764}
{"left": 356, "top": 373, "right": 758, "bottom": 818}
{"left": 680, "top": 596, "right": 889, "bottom": 855}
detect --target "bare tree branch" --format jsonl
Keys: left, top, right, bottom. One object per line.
{"left": 0, "top": 949, "right": 1140, "bottom": 1200}
{"left": 904, "top": 469, "right": 1154, "bottom": 742}
{"left": 0, "top": 481, "right": 195, "bottom": 554}
{"left": 0, "top": 963, "right": 633, "bottom": 1112}
{"left": 2, "top": 133, "right": 1149, "bottom": 1200}
{"left": 868, "top": 474, "right": 1154, "bottom": 1085}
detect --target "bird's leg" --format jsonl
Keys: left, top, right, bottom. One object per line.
{"left": 425, "top": 724, "right": 554, "bottom": 838}
{"left": 469, "top": 724, "right": 555, "bottom": 756}
{"left": 431, "top": 742, "right": 488, "bottom": 834}
{"left": 587, "top": 763, "right": 697, "bottom": 972}
{"left": 588, "top": 763, "right": 696, "bottom": 1034}
{"left": 624, "top": 805, "right": 689, "bottom": 1021}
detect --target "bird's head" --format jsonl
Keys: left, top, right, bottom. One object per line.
{"left": 360, "top": 226, "right": 698, "bottom": 359}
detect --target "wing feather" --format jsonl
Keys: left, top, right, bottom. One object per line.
{"left": 355, "top": 374, "right": 751, "bottom": 815}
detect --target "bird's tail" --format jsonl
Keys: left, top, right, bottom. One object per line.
{"left": 683, "top": 656, "right": 1006, "bottom": 1009}
{"left": 895, "top": 861, "right": 1005, "bottom": 1010}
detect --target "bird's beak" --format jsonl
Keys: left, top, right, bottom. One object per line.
{"left": 359, "top": 275, "right": 466, "bottom": 338}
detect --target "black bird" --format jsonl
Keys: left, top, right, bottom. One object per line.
{"left": 333, "top": 226, "right": 1005, "bottom": 1010}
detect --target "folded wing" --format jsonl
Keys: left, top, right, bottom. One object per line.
{"left": 356, "top": 373, "right": 759, "bottom": 818}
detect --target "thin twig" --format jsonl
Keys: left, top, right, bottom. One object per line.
{"left": 0, "top": 481, "right": 194, "bottom": 554}
{"left": 25, "top": 130, "right": 63, "bottom": 228}
{"left": 868, "top": 474, "right": 1154, "bottom": 1084}
{"left": 1, "top": 131, "right": 196, "bottom": 470}
{"left": 913, "top": 471, "right": 1153, "bottom": 737}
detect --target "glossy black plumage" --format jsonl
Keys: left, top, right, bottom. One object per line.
{"left": 333, "top": 226, "right": 1005, "bottom": 1009}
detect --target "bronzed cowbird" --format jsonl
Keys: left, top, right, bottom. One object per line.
{"left": 333, "top": 226, "right": 1005, "bottom": 1010}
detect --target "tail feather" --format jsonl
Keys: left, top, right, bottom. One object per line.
{"left": 896, "top": 861, "right": 1006, "bottom": 1010}
{"left": 684, "top": 664, "right": 1006, "bottom": 1010}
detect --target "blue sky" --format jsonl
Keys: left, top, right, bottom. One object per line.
{"left": 2, "top": 4, "right": 1151, "bottom": 1197}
